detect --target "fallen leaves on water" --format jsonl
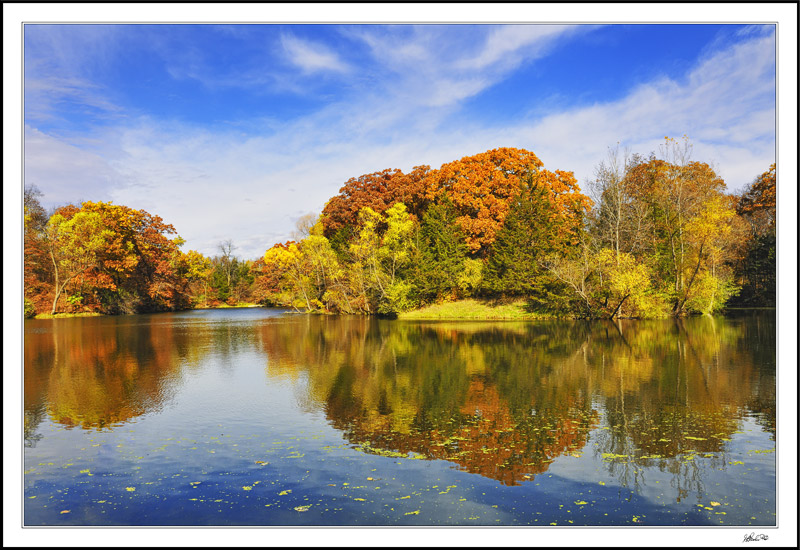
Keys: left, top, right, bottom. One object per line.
{"left": 60, "top": 510, "right": 70, "bottom": 514}
{"left": 294, "top": 505, "right": 312, "bottom": 512}
{"left": 278, "top": 490, "right": 291, "bottom": 496}
{"left": 125, "top": 487, "right": 135, "bottom": 492}
{"left": 405, "top": 510, "right": 420, "bottom": 516}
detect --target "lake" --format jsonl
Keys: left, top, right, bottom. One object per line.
{"left": 23, "top": 308, "right": 776, "bottom": 526}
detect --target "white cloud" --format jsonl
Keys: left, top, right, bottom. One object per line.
{"left": 24, "top": 126, "right": 124, "bottom": 207}
{"left": 350, "top": 25, "right": 584, "bottom": 109}
{"left": 456, "top": 24, "right": 577, "bottom": 71}
{"left": 281, "top": 34, "right": 350, "bottom": 74}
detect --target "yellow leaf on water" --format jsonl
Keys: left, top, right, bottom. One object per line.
{"left": 242, "top": 486, "right": 252, "bottom": 491}
{"left": 294, "top": 505, "right": 311, "bottom": 512}
{"left": 278, "top": 490, "right": 291, "bottom": 496}
{"left": 60, "top": 510, "right": 70, "bottom": 514}
{"left": 710, "top": 501, "right": 721, "bottom": 506}
{"left": 125, "top": 487, "right": 135, "bottom": 492}
{"left": 574, "top": 500, "right": 588, "bottom": 505}
{"left": 405, "top": 510, "right": 420, "bottom": 515}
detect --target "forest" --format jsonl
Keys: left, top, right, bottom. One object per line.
{"left": 24, "top": 137, "right": 776, "bottom": 319}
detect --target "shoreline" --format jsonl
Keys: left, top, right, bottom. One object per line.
{"left": 30, "top": 301, "right": 776, "bottom": 321}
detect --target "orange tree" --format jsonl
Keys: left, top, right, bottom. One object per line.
{"left": 320, "top": 165, "right": 431, "bottom": 251}
{"left": 35, "top": 201, "right": 190, "bottom": 315}
{"left": 422, "top": 147, "right": 590, "bottom": 257}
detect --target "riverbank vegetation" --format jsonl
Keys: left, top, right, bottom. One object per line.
{"left": 24, "top": 137, "right": 776, "bottom": 319}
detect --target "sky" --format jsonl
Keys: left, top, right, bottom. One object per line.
{"left": 20, "top": 21, "right": 779, "bottom": 261}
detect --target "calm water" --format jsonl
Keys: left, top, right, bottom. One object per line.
{"left": 23, "top": 309, "right": 776, "bottom": 526}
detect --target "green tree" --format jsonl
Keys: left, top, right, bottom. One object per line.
{"left": 482, "top": 182, "right": 572, "bottom": 310}
{"left": 410, "top": 199, "right": 470, "bottom": 303}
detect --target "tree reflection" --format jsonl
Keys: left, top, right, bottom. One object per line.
{"left": 259, "top": 313, "right": 775, "bottom": 488}
{"left": 24, "top": 315, "right": 203, "bottom": 431}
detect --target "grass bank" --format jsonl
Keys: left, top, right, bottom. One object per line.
{"left": 34, "top": 312, "right": 103, "bottom": 319}
{"left": 398, "top": 298, "right": 548, "bottom": 321}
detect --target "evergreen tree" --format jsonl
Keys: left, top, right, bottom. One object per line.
{"left": 410, "top": 200, "right": 469, "bottom": 303}
{"left": 482, "top": 185, "right": 563, "bottom": 302}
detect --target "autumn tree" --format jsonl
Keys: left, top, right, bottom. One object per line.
{"left": 181, "top": 250, "right": 214, "bottom": 307}
{"left": 262, "top": 216, "right": 348, "bottom": 312}
{"left": 590, "top": 147, "right": 653, "bottom": 260}
{"left": 422, "top": 147, "right": 543, "bottom": 255}
{"left": 23, "top": 185, "right": 53, "bottom": 316}
{"left": 730, "top": 164, "right": 776, "bottom": 306}
{"left": 320, "top": 166, "right": 431, "bottom": 244}
{"left": 617, "top": 137, "right": 735, "bottom": 315}
{"left": 29, "top": 201, "right": 190, "bottom": 315}
{"left": 44, "top": 204, "right": 116, "bottom": 314}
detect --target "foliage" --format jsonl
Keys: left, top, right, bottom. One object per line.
{"left": 320, "top": 166, "right": 430, "bottom": 238}
{"left": 729, "top": 164, "right": 776, "bottom": 307}
{"left": 422, "top": 147, "right": 589, "bottom": 256}
{"left": 24, "top": 198, "right": 191, "bottom": 316}
{"left": 409, "top": 200, "right": 470, "bottom": 303}
{"left": 23, "top": 141, "right": 772, "bottom": 319}
{"left": 482, "top": 177, "right": 586, "bottom": 312}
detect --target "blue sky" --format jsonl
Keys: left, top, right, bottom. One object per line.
{"left": 20, "top": 22, "right": 778, "bottom": 260}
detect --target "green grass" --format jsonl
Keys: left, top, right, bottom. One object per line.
{"left": 398, "top": 298, "right": 548, "bottom": 320}
{"left": 34, "top": 312, "right": 103, "bottom": 319}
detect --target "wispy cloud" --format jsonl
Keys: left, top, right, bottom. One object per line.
{"left": 455, "top": 24, "right": 579, "bottom": 71}
{"left": 349, "top": 25, "right": 584, "bottom": 109}
{"left": 280, "top": 33, "right": 350, "bottom": 74}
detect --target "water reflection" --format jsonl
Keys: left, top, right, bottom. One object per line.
{"left": 24, "top": 316, "right": 199, "bottom": 436}
{"left": 24, "top": 311, "right": 775, "bottom": 489}
{"left": 259, "top": 314, "right": 775, "bottom": 486}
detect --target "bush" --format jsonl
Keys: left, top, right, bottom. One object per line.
{"left": 24, "top": 298, "right": 37, "bottom": 319}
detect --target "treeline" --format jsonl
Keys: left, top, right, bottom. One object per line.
{"left": 257, "top": 139, "right": 775, "bottom": 318}
{"left": 23, "top": 138, "right": 776, "bottom": 318}
{"left": 23, "top": 195, "right": 259, "bottom": 316}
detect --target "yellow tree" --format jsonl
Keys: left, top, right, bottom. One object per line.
{"left": 679, "top": 195, "right": 738, "bottom": 314}
{"left": 593, "top": 248, "right": 661, "bottom": 319}
{"left": 183, "top": 250, "right": 214, "bottom": 307}
{"left": 44, "top": 207, "right": 124, "bottom": 314}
